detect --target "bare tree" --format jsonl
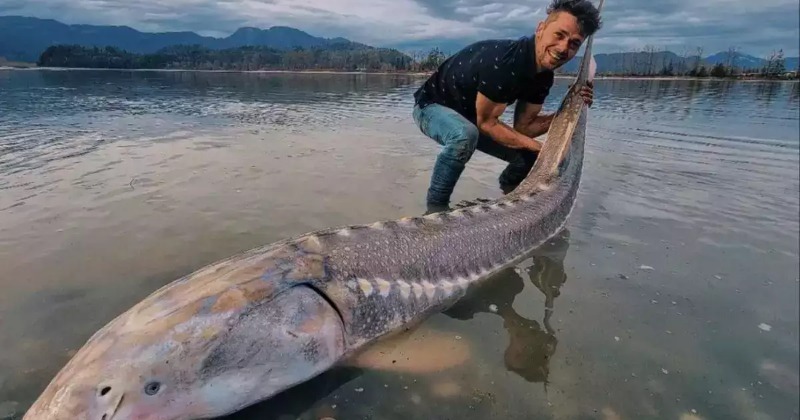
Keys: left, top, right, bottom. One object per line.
{"left": 725, "top": 46, "right": 740, "bottom": 74}
{"left": 694, "top": 46, "right": 704, "bottom": 75}
{"left": 679, "top": 46, "right": 691, "bottom": 75}
{"left": 763, "top": 49, "right": 786, "bottom": 78}
{"left": 632, "top": 46, "right": 643, "bottom": 75}
{"left": 643, "top": 44, "right": 658, "bottom": 75}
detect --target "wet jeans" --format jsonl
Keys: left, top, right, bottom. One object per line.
{"left": 413, "top": 103, "right": 539, "bottom": 207}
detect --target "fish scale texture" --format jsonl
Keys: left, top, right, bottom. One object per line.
{"left": 307, "top": 110, "right": 586, "bottom": 348}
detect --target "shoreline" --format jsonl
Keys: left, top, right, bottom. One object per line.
{"left": 585, "top": 75, "right": 799, "bottom": 82}
{"left": 0, "top": 66, "right": 432, "bottom": 76}
{"left": 2, "top": 66, "right": 796, "bottom": 82}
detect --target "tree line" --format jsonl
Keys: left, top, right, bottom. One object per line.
{"left": 36, "top": 44, "right": 444, "bottom": 72}
{"left": 554, "top": 45, "right": 796, "bottom": 79}
{"left": 403, "top": 45, "right": 797, "bottom": 79}
{"left": 36, "top": 43, "right": 796, "bottom": 80}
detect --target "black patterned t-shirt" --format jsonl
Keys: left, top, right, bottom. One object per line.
{"left": 413, "top": 36, "right": 554, "bottom": 124}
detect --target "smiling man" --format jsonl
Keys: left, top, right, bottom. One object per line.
{"left": 412, "top": 0, "right": 602, "bottom": 212}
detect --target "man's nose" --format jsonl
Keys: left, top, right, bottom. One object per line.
{"left": 556, "top": 39, "right": 569, "bottom": 53}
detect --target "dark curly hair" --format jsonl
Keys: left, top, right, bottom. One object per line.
{"left": 547, "top": 0, "right": 603, "bottom": 37}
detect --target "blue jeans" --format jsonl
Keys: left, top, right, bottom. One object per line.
{"left": 413, "top": 103, "right": 539, "bottom": 206}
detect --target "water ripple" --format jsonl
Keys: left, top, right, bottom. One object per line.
{"left": 1, "top": 70, "right": 799, "bottom": 420}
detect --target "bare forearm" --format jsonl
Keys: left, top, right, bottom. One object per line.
{"left": 479, "top": 120, "right": 542, "bottom": 151}
{"left": 515, "top": 113, "right": 554, "bottom": 138}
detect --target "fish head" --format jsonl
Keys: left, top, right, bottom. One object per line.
{"left": 24, "top": 280, "right": 347, "bottom": 420}
{"left": 23, "top": 314, "right": 221, "bottom": 420}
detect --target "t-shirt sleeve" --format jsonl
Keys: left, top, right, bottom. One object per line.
{"left": 521, "top": 71, "right": 554, "bottom": 105}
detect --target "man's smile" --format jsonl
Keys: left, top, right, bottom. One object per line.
{"left": 548, "top": 49, "right": 565, "bottom": 62}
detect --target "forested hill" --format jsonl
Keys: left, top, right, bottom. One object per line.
{"left": 36, "top": 44, "right": 423, "bottom": 72}
{"left": 0, "top": 15, "right": 364, "bottom": 62}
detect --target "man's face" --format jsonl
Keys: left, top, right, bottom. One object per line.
{"left": 534, "top": 11, "right": 586, "bottom": 71}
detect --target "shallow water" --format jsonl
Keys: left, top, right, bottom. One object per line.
{"left": 0, "top": 70, "right": 798, "bottom": 420}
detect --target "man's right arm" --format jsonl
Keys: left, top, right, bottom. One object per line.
{"left": 475, "top": 92, "right": 542, "bottom": 152}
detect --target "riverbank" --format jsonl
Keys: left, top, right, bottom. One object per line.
{"left": 0, "top": 60, "right": 36, "bottom": 69}
{"left": 1, "top": 66, "right": 432, "bottom": 76}
{"left": 590, "top": 74, "right": 799, "bottom": 82}
{"left": 3, "top": 65, "right": 798, "bottom": 82}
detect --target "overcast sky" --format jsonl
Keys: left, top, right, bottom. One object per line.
{"left": 3, "top": 0, "right": 798, "bottom": 57}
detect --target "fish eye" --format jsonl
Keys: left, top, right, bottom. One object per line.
{"left": 144, "top": 381, "right": 161, "bottom": 396}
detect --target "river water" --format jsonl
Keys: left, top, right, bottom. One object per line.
{"left": 0, "top": 69, "right": 798, "bottom": 420}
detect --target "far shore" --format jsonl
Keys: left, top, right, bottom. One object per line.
{"left": 1, "top": 65, "right": 432, "bottom": 76}
{"left": 2, "top": 65, "right": 797, "bottom": 82}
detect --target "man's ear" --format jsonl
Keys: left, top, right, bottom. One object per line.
{"left": 535, "top": 21, "right": 544, "bottom": 37}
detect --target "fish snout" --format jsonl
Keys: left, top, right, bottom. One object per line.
{"left": 23, "top": 381, "right": 95, "bottom": 420}
{"left": 96, "top": 383, "right": 125, "bottom": 420}
{"left": 24, "top": 380, "right": 130, "bottom": 420}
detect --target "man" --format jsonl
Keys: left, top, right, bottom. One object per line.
{"left": 412, "top": 0, "right": 602, "bottom": 212}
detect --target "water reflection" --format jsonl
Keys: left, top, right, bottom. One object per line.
{"left": 585, "top": 78, "right": 799, "bottom": 123}
{"left": 444, "top": 229, "right": 570, "bottom": 384}
{"left": 17, "top": 69, "right": 422, "bottom": 103}
{"left": 755, "top": 81, "right": 782, "bottom": 105}
{"left": 220, "top": 366, "right": 363, "bottom": 420}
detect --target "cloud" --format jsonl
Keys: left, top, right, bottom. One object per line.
{"left": 2, "top": 0, "right": 798, "bottom": 56}
{"left": 595, "top": 0, "right": 800, "bottom": 56}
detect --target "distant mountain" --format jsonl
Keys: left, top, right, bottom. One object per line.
{"left": 388, "top": 37, "right": 798, "bottom": 72}
{"left": 704, "top": 51, "right": 799, "bottom": 72}
{"left": 222, "top": 26, "right": 368, "bottom": 50}
{"left": 553, "top": 50, "right": 685, "bottom": 74}
{"left": 388, "top": 39, "right": 472, "bottom": 57}
{"left": 4, "top": 15, "right": 798, "bottom": 74}
{"left": 555, "top": 50, "right": 799, "bottom": 75}
{"left": 704, "top": 51, "right": 765, "bottom": 69}
{"left": 36, "top": 43, "right": 416, "bottom": 72}
{"left": 0, "top": 15, "right": 361, "bottom": 62}
{"left": 389, "top": 35, "right": 799, "bottom": 75}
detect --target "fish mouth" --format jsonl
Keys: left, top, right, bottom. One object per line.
{"left": 101, "top": 393, "right": 125, "bottom": 420}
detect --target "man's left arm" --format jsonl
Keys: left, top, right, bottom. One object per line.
{"left": 514, "top": 81, "right": 595, "bottom": 137}
{"left": 513, "top": 101, "right": 554, "bottom": 138}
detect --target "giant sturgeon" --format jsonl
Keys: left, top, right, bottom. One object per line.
{"left": 23, "top": 2, "right": 604, "bottom": 418}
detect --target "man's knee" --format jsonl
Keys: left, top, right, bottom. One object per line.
{"left": 446, "top": 124, "right": 479, "bottom": 163}
{"left": 415, "top": 105, "right": 478, "bottom": 157}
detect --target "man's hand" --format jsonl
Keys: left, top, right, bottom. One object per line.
{"left": 578, "top": 81, "right": 594, "bottom": 107}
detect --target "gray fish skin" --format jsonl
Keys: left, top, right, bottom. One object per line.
{"left": 306, "top": 119, "right": 586, "bottom": 351}
{"left": 23, "top": 2, "right": 602, "bottom": 418}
